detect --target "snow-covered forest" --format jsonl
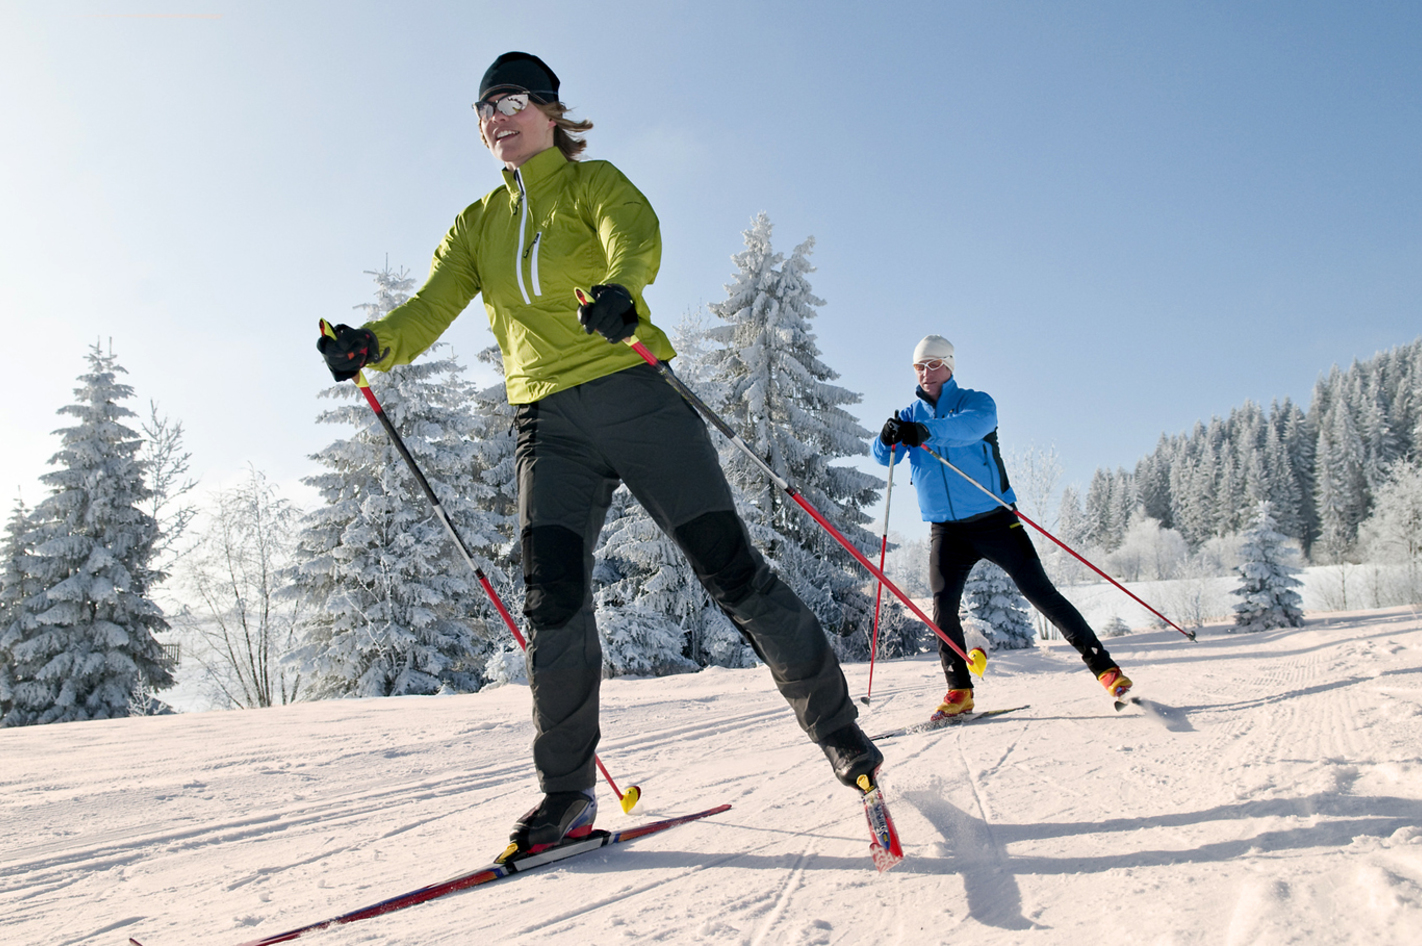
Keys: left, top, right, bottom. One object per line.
{"left": 4, "top": 216, "right": 1422, "bottom": 723}
{"left": 1059, "top": 338, "right": 1422, "bottom": 596}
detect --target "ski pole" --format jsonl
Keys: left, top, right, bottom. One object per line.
{"left": 861, "top": 445, "right": 896, "bottom": 706}
{"left": 915, "top": 443, "right": 1196, "bottom": 642}
{"left": 575, "top": 294, "right": 984, "bottom": 675}
{"left": 317, "top": 320, "right": 643, "bottom": 812}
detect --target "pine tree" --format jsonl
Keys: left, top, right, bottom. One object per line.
{"left": 963, "top": 560, "right": 1035, "bottom": 650}
{"left": 704, "top": 213, "right": 882, "bottom": 654}
{"left": 466, "top": 346, "right": 523, "bottom": 615}
{"left": 1357, "top": 458, "right": 1422, "bottom": 603}
{"left": 290, "top": 266, "right": 505, "bottom": 697}
{"left": 0, "top": 498, "right": 36, "bottom": 716}
{"left": 1, "top": 345, "right": 173, "bottom": 726}
{"left": 1314, "top": 399, "right": 1368, "bottom": 562}
{"left": 1231, "top": 501, "right": 1305, "bottom": 632}
{"left": 1262, "top": 411, "right": 1303, "bottom": 540}
{"left": 591, "top": 487, "right": 700, "bottom": 676}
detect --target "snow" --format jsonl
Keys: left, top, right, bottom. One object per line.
{"left": 4, "top": 607, "right": 1422, "bottom": 946}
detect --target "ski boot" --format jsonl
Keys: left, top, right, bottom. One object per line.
{"left": 1098, "top": 667, "right": 1133, "bottom": 700}
{"left": 497, "top": 789, "right": 597, "bottom": 864}
{"left": 930, "top": 688, "right": 975, "bottom": 722}
{"left": 819, "top": 722, "right": 885, "bottom": 789}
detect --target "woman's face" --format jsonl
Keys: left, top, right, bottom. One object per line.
{"left": 480, "top": 92, "right": 557, "bottom": 169}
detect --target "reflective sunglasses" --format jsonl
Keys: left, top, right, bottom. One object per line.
{"left": 913, "top": 358, "right": 948, "bottom": 372}
{"left": 473, "top": 92, "right": 531, "bottom": 122}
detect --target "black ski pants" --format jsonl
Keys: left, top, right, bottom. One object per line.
{"left": 930, "top": 508, "right": 1115, "bottom": 689}
{"left": 514, "top": 364, "right": 858, "bottom": 793}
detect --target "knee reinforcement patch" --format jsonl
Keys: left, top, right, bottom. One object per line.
{"left": 674, "top": 510, "right": 759, "bottom": 607}
{"left": 522, "top": 524, "right": 586, "bottom": 630}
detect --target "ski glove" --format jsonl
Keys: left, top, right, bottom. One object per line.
{"left": 577, "top": 284, "right": 640, "bottom": 344}
{"left": 317, "top": 324, "right": 386, "bottom": 382}
{"left": 880, "top": 415, "right": 930, "bottom": 448}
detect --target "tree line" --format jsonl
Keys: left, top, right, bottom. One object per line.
{"left": 1062, "top": 338, "right": 1422, "bottom": 573}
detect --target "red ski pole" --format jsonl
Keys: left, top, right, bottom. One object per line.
{"left": 318, "top": 320, "right": 643, "bottom": 812}
{"left": 577, "top": 295, "right": 984, "bottom": 676}
{"left": 861, "top": 444, "right": 896, "bottom": 706}
{"left": 916, "top": 443, "right": 1196, "bottom": 642}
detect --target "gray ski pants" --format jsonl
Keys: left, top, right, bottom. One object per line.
{"left": 514, "top": 363, "right": 858, "bottom": 792}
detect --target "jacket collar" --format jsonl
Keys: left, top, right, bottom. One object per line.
{"left": 916, "top": 376, "right": 959, "bottom": 409}
{"left": 501, "top": 146, "right": 568, "bottom": 196}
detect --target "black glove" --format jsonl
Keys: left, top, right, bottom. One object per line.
{"left": 577, "top": 284, "right": 639, "bottom": 343}
{"left": 317, "top": 324, "right": 385, "bottom": 382}
{"left": 880, "top": 415, "right": 930, "bottom": 448}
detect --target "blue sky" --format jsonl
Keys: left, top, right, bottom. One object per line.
{"left": 2, "top": 1, "right": 1419, "bottom": 541}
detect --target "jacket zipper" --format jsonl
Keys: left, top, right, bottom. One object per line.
{"left": 513, "top": 170, "right": 531, "bottom": 304}
{"left": 934, "top": 399, "right": 956, "bottom": 519}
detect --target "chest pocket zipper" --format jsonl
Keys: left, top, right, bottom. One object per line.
{"left": 528, "top": 231, "right": 542, "bottom": 296}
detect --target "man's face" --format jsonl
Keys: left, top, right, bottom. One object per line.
{"left": 914, "top": 358, "right": 952, "bottom": 397}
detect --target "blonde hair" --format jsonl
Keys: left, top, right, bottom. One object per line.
{"left": 479, "top": 99, "right": 593, "bottom": 161}
{"left": 536, "top": 100, "right": 593, "bottom": 160}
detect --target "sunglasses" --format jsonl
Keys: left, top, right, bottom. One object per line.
{"left": 913, "top": 358, "right": 948, "bottom": 372}
{"left": 473, "top": 92, "right": 531, "bottom": 122}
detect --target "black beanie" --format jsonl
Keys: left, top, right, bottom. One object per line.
{"left": 479, "top": 52, "right": 560, "bottom": 103}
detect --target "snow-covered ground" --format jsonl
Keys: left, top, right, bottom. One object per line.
{"left": 4, "top": 606, "right": 1421, "bottom": 946}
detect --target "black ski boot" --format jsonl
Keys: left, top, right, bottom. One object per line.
{"left": 819, "top": 723, "right": 885, "bottom": 791}
{"left": 497, "top": 789, "right": 598, "bottom": 863}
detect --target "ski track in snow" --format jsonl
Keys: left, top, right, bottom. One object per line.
{"left": 4, "top": 608, "right": 1422, "bottom": 945}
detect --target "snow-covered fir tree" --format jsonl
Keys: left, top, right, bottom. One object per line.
{"left": 704, "top": 213, "right": 883, "bottom": 658}
{"left": 591, "top": 487, "right": 700, "bottom": 676}
{"left": 0, "top": 498, "right": 36, "bottom": 717}
{"left": 1314, "top": 399, "right": 1369, "bottom": 562}
{"left": 0, "top": 345, "right": 173, "bottom": 726}
{"left": 861, "top": 577, "right": 924, "bottom": 661}
{"left": 290, "top": 266, "right": 507, "bottom": 697}
{"left": 464, "top": 345, "right": 526, "bottom": 683}
{"left": 1357, "top": 459, "right": 1422, "bottom": 603}
{"left": 963, "top": 560, "right": 1036, "bottom": 650}
{"left": 582, "top": 312, "right": 757, "bottom": 674}
{"left": 1231, "top": 501, "right": 1305, "bottom": 633}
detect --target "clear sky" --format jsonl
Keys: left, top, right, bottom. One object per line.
{"left": 2, "top": 1, "right": 1419, "bottom": 543}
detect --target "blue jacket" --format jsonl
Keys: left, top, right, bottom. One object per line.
{"left": 871, "top": 377, "right": 1016, "bottom": 523}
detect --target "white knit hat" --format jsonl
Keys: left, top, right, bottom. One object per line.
{"left": 912, "top": 335, "right": 954, "bottom": 373}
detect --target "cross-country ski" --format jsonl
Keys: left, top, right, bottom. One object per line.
{"left": 868, "top": 704, "right": 1030, "bottom": 741}
{"left": 128, "top": 805, "right": 730, "bottom": 946}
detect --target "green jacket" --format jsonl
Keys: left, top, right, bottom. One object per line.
{"left": 361, "top": 146, "right": 675, "bottom": 403}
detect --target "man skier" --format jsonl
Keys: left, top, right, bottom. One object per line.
{"left": 873, "top": 334, "right": 1133, "bottom": 719}
{"left": 317, "top": 52, "right": 883, "bottom": 860}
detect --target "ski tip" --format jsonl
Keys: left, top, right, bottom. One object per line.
{"left": 859, "top": 696, "right": 871, "bottom": 706}
{"left": 1114, "top": 696, "right": 1138, "bottom": 712}
{"left": 129, "top": 940, "right": 146, "bottom": 946}
{"left": 620, "top": 785, "right": 641, "bottom": 814}
{"left": 968, "top": 647, "right": 987, "bottom": 677}
{"left": 870, "top": 842, "right": 904, "bottom": 872}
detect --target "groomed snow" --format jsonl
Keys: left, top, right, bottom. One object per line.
{"left": 4, "top": 607, "right": 1421, "bottom": 946}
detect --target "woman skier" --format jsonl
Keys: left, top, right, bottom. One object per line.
{"left": 873, "top": 334, "right": 1133, "bottom": 719}
{"left": 317, "top": 52, "right": 882, "bottom": 859}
